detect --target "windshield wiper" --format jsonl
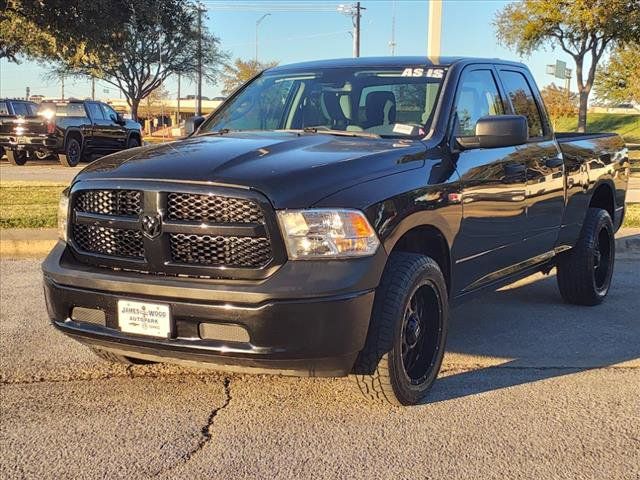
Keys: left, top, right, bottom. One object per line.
{"left": 297, "top": 127, "right": 380, "bottom": 139}
{"left": 199, "top": 128, "right": 231, "bottom": 136}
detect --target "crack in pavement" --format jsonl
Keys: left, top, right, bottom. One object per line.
{"left": 151, "top": 376, "right": 232, "bottom": 478}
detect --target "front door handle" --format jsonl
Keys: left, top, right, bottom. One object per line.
{"left": 545, "top": 157, "right": 564, "bottom": 168}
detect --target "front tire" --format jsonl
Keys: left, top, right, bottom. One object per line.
{"left": 353, "top": 252, "right": 448, "bottom": 406}
{"left": 58, "top": 138, "right": 82, "bottom": 167}
{"left": 7, "top": 149, "right": 27, "bottom": 166}
{"left": 556, "top": 207, "right": 615, "bottom": 306}
{"left": 127, "top": 136, "right": 140, "bottom": 149}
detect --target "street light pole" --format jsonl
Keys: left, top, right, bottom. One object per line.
{"left": 255, "top": 13, "right": 271, "bottom": 64}
{"left": 196, "top": 3, "right": 205, "bottom": 117}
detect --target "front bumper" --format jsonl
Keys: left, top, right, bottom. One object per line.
{"left": 43, "top": 242, "right": 386, "bottom": 377}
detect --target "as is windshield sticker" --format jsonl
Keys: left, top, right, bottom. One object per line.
{"left": 401, "top": 67, "right": 445, "bottom": 78}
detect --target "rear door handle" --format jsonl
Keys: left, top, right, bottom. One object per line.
{"left": 545, "top": 157, "right": 564, "bottom": 168}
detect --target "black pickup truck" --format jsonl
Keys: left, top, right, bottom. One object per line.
{"left": 0, "top": 98, "right": 39, "bottom": 160}
{"left": 0, "top": 99, "right": 142, "bottom": 167}
{"left": 43, "top": 57, "right": 629, "bottom": 405}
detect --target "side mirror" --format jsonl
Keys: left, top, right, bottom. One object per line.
{"left": 456, "top": 115, "right": 528, "bottom": 150}
{"left": 184, "top": 115, "right": 205, "bottom": 136}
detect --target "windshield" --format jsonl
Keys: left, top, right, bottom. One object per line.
{"left": 200, "top": 66, "right": 446, "bottom": 138}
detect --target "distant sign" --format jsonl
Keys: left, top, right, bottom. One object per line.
{"left": 554, "top": 60, "right": 566, "bottom": 79}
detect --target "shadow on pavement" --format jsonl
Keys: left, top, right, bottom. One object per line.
{"left": 425, "top": 262, "right": 640, "bottom": 403}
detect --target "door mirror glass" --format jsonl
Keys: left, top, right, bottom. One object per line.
{"left": 456, "top": 115, "right": 528, "bottom": 150}
{"left": 185, "top": 115, "right": 205, "bottom": 136}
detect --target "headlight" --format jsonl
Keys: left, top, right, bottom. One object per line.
{"left": 277, "top": 209, "right": 379, "bottom": 259}
{"left": 57, "top": 188, "right": 70, "bottom": 241}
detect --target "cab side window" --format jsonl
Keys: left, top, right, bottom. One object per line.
{"left": 454, "top": 70, "right": 504, "bottom": 137}
{"left": 87, "top": 103, "right": 104, "bottom": 121}
{"left": 500, "top": 70, "right": 544, "bottom": 138}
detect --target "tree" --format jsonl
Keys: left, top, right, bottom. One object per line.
{"left": 220, "top": 58, "right": 279, "bottom": 96}
{"left": 3, "top": 0, "right": 229, "bottom": 120}
{"left": 50, "top": 1, "right": 228, "bottom": 120}
{"left": 494, "top": 0, "right": 640, "bottom": 132}
{"left": 1, "top": 0, "right": 130, "bottom": 63}
{"left": 595, "top": 43, "right": 640, "bottom": 105}
{"left": 541, "top": 83, "right": 579, "bottom": 128}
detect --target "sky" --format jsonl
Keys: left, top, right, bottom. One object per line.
{"left": 0, "top": 0, "right": 579, "bottom": 102}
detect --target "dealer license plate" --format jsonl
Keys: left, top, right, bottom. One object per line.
{"left": 117, "top": 300, "right": 171, "bottom": 338}
{"left": 16, "top": 136, "right": 28, "bottom": 144}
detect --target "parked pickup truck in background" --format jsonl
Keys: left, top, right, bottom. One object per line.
{"left": 0, "top": 98, "right": 39, "bottom": 160}
{"left": 43, "top": 57, "right": 629, "bottom": 406}
{"left": 0, "top": 99, "right": 142, "bottom": 167}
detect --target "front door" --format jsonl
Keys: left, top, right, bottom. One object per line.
{"left": 451, "top": 67, "right": 529, "bottom": 294}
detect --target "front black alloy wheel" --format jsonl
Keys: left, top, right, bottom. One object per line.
{"left": 557, "top": 207, "right": 615, "bottom": 306}
{"left": 353, "top": 252, "right": 449, "bottom": 406}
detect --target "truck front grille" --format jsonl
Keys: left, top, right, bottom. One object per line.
{"left": 170, "top": 234, "right": 272, "bottom": 268}
{"left": 75, "top": 190, "right": 141, "bottom": 217}
{"left": 69, "top": 186, "right": 279, "bottom": 279}
{"left": 72, "top": 224, "right": 144, "bottom": 259}
{"left": 167, "top": 192, "right": 264, "bottom": 224}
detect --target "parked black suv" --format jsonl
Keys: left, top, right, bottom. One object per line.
{"left": 0, "top": 99, "right": 142, "bottom": 167}
{"left": 43, "top": 57, "right": 629, "bottom": 405}
{"left": 0, "top": 98, "right": 39, "bottom": 159}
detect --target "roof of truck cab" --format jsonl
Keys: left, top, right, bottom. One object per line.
{"left": 268, "top": 56, "right": 526, "bottom": 72}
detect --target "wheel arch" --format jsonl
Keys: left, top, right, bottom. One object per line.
{"left": 588, "top": 180, "right": 615, "bottom": 220}
{"left": 387, "top": 224, "right": 452, "bottom": 294}
{"left": 64, "top": 128, "right": 84, "bottom": 150}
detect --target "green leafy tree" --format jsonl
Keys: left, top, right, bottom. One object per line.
{"left": 1, "top": 0, "right": 130, "bottom": 63}
{"left": 220, "top": 58, "right": 279, "bottom": 96}
{"left": 541, "top": 83, "right": 579, "bottom": 127}
{"left": 595, "top": 43, "right": 640, "bottom": 105}
{"left": 494, "top": 0, "right": 640, "bottom": 132}
{"left": 3, "top": 0, "right": 229, "bottom": 120}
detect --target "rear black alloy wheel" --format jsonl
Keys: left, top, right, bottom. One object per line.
{"left": 59, "top": 138, "right": 82, "bottom": 167}
{"left": 353, "top": 252, "right": 449, "bottom": 406}
{"left": 6, "top": 149, "right": 27, "bottom": 166}
{"left": 557, "top": 207, "right": 615, "bottom": 306}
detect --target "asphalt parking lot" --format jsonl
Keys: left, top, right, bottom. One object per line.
{"left": 1, "top": 258, "right": 639, "bottom": 479}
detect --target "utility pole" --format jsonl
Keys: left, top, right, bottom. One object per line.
{"left": 91, "top": 77, "right": 95, "bottom": 100}
{"left": 196, "top": 3, "right": 204, "bottom": 116}
{"left": 389, "top": 0, "right": 397, "bottom": 55}
{"left": 255, "top": 13, "right": 271, "bottom": 63}
{"left": 338, "top": 2, "right": 365, "bottom": 58}
{"left": 177, "top": 73, "right": 181, "bottom": 123}
{"left": 427, "top": 0, "right": 442, "bottom": 59}
{"left": 26, "top": 87, "right": 30, "bottom": 101}
{"left": 61, "top": 75, "right": 65, "bottom": 100}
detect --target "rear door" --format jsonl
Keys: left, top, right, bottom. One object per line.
{"left": 452, "top": 66, "right": 529, "bottom": 294}
{"left": 99, "top": 103, "right": 128, "bottom": 151}
{"left": 496, "top": 67, "right": 564, "bottom": 258}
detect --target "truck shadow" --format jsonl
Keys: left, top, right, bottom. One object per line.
{"left": 424, "top": 261, "right": 640, "bottom": 404}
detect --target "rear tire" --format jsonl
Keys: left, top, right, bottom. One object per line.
{"left": 91, "top": 347, "right": 156, "bottom": 366}
{"left": 58, "top": 137, "right": 82, "bottom": 167}
{"left": 352, "top": 252, "right": 448, "bottom": 406}
{"left": 7, "top": 149, "right": 27, "bottom": 166}
{"left": 556, "top": 207, "right": 615, "bottom": 306}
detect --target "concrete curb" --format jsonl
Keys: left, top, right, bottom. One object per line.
{"left": 0, "top": 229, "right": 58, "bottom": 258}
{"left": 1, "top": 227, "right": 639, "bottom": 260}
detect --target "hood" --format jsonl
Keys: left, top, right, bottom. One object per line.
{"left": 75, "top": 131, "right": 427, "bottom": 208}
